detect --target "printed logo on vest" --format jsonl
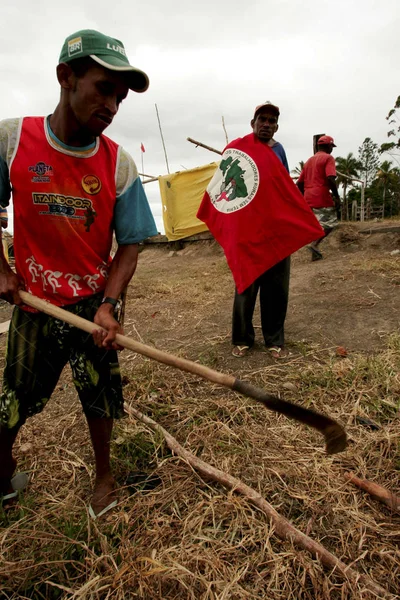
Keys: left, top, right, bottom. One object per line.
{"left": 68, "top": 37, "right": 82, "bottom": 57}
{"left": 82, "top": 174, "right": 102, "bottom": 195}
{"left": 32, "top": 192, "right": 97, "bottom": 231}
{"left": 29, "top": 162, "right": 54, "bottom": 183}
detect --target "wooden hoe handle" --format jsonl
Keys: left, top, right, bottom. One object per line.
{"left": 19, "top": 291, "right": 347, "bottom": 455}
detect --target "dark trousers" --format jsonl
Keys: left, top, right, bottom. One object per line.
{"left": 232, "top": 256, "right": 290, "bottom": 348}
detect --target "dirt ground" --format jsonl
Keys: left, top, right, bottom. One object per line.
{"left": 1, "top": 222, "right": 399, "bottom": 358}
{"left": 123, "top": 222, "right": 400, "bottom": 363}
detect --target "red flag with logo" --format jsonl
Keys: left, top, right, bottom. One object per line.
{"left": 197, "top": 133, "right": 324, "bottom": 293}
{"left": 141, "top": 143, "right": 145, "bottom": 153}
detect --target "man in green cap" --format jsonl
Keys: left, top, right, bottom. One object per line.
{"left": 0, "top": 30, "right": 157, "bottom": 517}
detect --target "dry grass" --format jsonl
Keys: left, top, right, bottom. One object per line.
{"left": 0, "top": 241, "right": 400, "bottom": 599}
{"left": 1, "top": 337, "right": 399, "bottom": 599}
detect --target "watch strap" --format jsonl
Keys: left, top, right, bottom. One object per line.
{"left": 101, "top": 296, "right": 119, "bottom": 307}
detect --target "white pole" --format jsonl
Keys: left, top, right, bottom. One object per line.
{"left": 155, "top": 104, "right": 170, "bottom": 174}
{"left": 360, "top": 183, "right": 365, "bottom": 222}
{"left": 337, "top": 172, "right": 366, "bottom": 222}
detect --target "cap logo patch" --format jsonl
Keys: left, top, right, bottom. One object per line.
{"left": 68, "top": 37, "right": 83, "bottom": 57}
{"left": 82, "top": 174, "right": 102, "bottom": 195}
{"left": 106, "top": 42, "right": 126, "bottom": 56}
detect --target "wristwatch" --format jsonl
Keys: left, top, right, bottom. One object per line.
{"left": 101, "top": 296, "right": 121, "bottom": 311}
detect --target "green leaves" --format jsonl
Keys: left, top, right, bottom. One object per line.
{"left": 382, "top": 96, "right": 400, "bottom": 154}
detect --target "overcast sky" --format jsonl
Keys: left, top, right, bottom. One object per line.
{"left": 2, "top": 0, "right": 399, "bottom": 233}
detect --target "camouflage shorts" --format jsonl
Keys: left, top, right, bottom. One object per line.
{"left": 312, "top": 207, "right": 338, "bottom": 231}
{"left": 0, "top": 294, "right": 125, "bottom": 429}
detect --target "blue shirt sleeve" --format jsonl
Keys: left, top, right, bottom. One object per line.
{"left": 272, "top": 143, "right": 289, "bottom": 173}
{"left": 0, "top": 156, "right": 11, "bottom": 208}
{"left": 114, "top": 177, "right": 158, "bottom": 244}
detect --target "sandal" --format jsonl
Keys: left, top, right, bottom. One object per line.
{"left": 232, "top": 345, "right": 250, "bottom": 358}
{"left": 267, "top": 346, "right": 289, "bottom": 359}
{"left": 88, "top": 499, "right": 118, "bottom": 520}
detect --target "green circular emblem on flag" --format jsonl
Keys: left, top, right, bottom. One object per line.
{"left": 207, "top": 149, "right": 259, "bottom": 214}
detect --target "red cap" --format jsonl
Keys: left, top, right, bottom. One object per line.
{"left": 254, "top": 101, "right": 280, "bottom": 119}
{"left": 317, "top": 135, "right": 336, "bottom": 147}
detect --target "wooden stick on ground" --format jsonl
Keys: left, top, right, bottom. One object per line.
{"left": 125, "top": 404, "right": 392, "bottom": 599}
{"left": 345, "top": 472, "right": 400, "bottom": 513}
{"left": 18, "top": 291, "right": 347, "bottom": 455}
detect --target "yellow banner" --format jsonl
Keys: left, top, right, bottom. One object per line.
{"left": 159, "top": 163, "right": 219, "bottom": 241}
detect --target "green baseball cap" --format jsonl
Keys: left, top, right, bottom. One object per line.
{"left": 59, "top": 29, "right": 149, "bottom": 93}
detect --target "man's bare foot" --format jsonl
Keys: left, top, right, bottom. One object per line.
{"left": 90, "top": 474, "right": 117, "bottom": 516}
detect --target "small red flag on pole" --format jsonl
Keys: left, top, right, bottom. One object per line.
{"left": 141, "top": 143, "right": 145, "bottom": 153}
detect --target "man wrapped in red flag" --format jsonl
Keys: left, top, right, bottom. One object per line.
{"left": 197, "top": 102, "right": 324, "bottom": 359}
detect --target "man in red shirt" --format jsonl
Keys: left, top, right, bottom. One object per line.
{"left": 0, "top": 30, "right": 157, "bottom": 517}
{"left": 297, "top": 136, "right": 340, "bottom": 261}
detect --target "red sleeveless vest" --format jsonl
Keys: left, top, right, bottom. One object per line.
{"left": 10, "top": 117, "right": 119, "bottom": 306}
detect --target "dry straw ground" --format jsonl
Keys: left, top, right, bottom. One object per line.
{"left": 0, "top": 223, "right": 400, "bottom": 599}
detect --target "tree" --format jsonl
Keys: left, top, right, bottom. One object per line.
{"left": 290, "top": 160, "right": 304, "bottom": 180}
{"left": 380, "top": 95, "right": 400, "bottom": 155}
{"left": 336, "top": 153, "right": 361, "bottom": 220}
{"left": 376, "top": 161, "right": 393, "bottom": 216}
{"left": 375, "top": 161, "right": 400, "bottom": 217}
{"left": 358, "top": 137, "right": 379, "bottom": 188}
